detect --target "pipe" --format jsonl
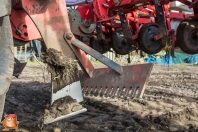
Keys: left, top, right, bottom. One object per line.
{"left": 66, "top": 0, "right": 93, "bottom": 6}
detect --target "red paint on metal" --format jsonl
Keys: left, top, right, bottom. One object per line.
{"left": 77, "top": 4, "right": 92, "bottom": 20}
{"left": 20, "top": 0, "right": 76, "bottom": 59}
{"left": 153, "top": 34, "right": 162, "bottom": 41}
{"left": 93, "top": 0, "right": 109, "bottom": 20}
{"left": 170, "top": 12, "right": 184, "bottom": 19}
{"left": 10, "top": 8, "right": 41, "bottom": 41}
{"left": 138, "top": 18, "right": 152, "bottom": 23}
{"left": 80, "top": 63, "right": 153, "bottom": 98}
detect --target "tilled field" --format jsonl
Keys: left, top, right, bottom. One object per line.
{"left": 1, "top": 64, "right": 198, "bottom": 132}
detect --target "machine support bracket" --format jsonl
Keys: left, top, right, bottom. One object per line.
{"left": 64, "top": 36, "right": 123, "bottom": 75}
{"left": 153, "top": 0, "right": 169, "bottom": 46}
{"left": 118, "top": 9, "right": 136, "bottom": 47}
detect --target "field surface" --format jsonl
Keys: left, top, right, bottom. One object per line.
{"left": 1, "top": 63, "right": 198, "bottom": 132}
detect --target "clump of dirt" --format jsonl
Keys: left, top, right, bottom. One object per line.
{"left": 43, "top": 96, "right": 84, "bottom": 123}
{"left": 41, "top": 48, "right": 78, "bottom": 93}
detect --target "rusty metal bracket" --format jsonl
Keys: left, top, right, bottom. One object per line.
{"left": 64, "top": 33, "right": 95, "bottom": 78}
{"left": 68, "top": 38, "right": 123, "bottom": 75}
{"left": 153, "top": 0, "right": 169, "bottom": 46}
{"left": 80, "top": 63, "right": 153, "bottom": 99}
{"left": 118, "top": 9, "right": 135, "bottom": 47}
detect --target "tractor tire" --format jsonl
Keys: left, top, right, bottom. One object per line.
{"left": 138, "top": 23, "right": 164, "bottom": 54}
{"left": 176, "top": 17, "right": 198, "bottom": 54}
{"left": 0, "top": 94, "right": 5, "bottom": 120}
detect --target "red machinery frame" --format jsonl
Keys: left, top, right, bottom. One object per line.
{"left": 11, "top": 0, "right": 198, "bottom": 55}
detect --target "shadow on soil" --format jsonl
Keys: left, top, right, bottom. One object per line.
{"left": 0, "top": 81, "right": 197, "bottom": 132}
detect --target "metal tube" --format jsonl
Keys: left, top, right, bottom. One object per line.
{"left": 66, "top": 0, "right": 93, "bottom": 6}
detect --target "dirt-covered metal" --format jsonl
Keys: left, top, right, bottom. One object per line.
{"left": 80, "top": 63, "right": 153, "bottom": 99}
{"left": 41, "top": 48, "right": 79, "bottom": 94}
{"left": 43, "top": 96, "right": 87, "bottom": 124}
{"left": 18, "top": 0, "right": 86, "bottom": 123}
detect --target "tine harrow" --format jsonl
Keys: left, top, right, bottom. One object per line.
{"left": 79, "top": 63, "right": 153, "bottom": 99}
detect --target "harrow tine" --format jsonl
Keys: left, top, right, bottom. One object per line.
{"left": 90, "top": 87, "right": 96, "bottom": 96}
{"left": 130, "top": 86, "right": 136, "bottom": 98}
{"left": 100, "top": 86, "right": 107, "bottom": 97}
{"left": 94, "top": 86, "right": 101, "bottom": 96}
{"left": 105, "top": 87, "right": 112, "bottom": 97}
{"left": 82, "top": 86, "right": 86, "bottom": 93}
{"left": 130, "top": 86, "right": 139, "bottom": 98}
{"left": 110, "top": 87, "right": 118, "bottom": 98}
{"left": 117, "top": 87, "right": 124, "bottom": 98}
{"left": 85, "top": 87, "right": 91, "bottom": 96}
{"left": 123, "top": 87, "right": 130, "bottom": 99}
{"left": 79, "top": 64, "right": 153, "bottom": 99}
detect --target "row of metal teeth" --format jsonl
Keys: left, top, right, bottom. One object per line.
{"left": 82, "top": 86, "right": 143, "bottom": 99}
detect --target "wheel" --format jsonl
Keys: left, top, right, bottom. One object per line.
{"left": 0, "top": 94, "right": 6, "bottom": 120}
{"left": 111, "top": 28, "right": 133, "bottom": 55}
{"left": 138, "top": 23, "right": 164, "bottom": 54}
{"left": 90, "top": 35, "right": 110, "bottom": 54}
{"left": 90, "top": 36, "right": 105, "bottom": 54}
{"left": 176, "top": 17, "right": 198, "bottom": 54}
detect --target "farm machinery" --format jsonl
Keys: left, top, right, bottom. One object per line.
{"left": 0, "top": 0, "right": 198, "bottom": 125}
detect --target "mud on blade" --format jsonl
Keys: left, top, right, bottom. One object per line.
{"left": 41, "top": 49, "right": 86, "bottom": 124}
{"left": 80, "top": 63, "right": 153, "bottom": 99}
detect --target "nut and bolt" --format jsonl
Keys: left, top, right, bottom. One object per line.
{"left": 65, "top": 33, "right": 73, "bottom": 40}
{"left": 166, "top": 13, "right": 170, "bottom": 17}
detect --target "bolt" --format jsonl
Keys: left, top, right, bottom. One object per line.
{"left": 166, "top": 13, "right": 170, "bottom": 17}
{"left": 143, "top": 5, "right": 148, "bottom": 8}
{"left": 135, "top": 19, "right": 138, "bottom": 23}
{"left": 122, "top": 39, "right": 127, "bottom": 43}
{"left": 160, "top": 12, "right": 163, "bottom": 15}
{"left": 158, "top": 3, "right": 161, "bottom": 6}
{"left": 123, "top": 20, "right": 126, "bottom": 23}
{"left": 65, "top": 33, "right": 73, "bottom": 40}
{"left": 102, "top": 3, "right": 109, "bottom": 8}
{"left": 121, "top": 12, "right": 124, "bottom": 15}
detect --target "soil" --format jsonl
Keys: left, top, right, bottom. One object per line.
{"left": 0, "top": 63, "right": 198, "bottom": 132}
{"left": 43, "top": 96, "right": 84, "bottom": 124}
{"left": 41, "top": 48, "right": 79, "bottom": 93}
